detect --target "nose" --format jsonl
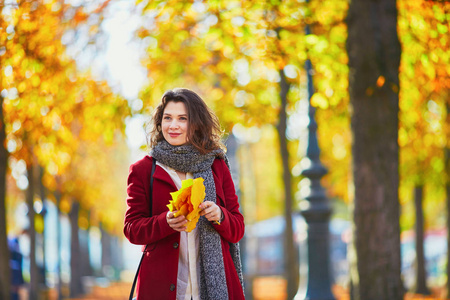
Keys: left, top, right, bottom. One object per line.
{"left": 169, "top": 119, "right": 179, "bottom": 129}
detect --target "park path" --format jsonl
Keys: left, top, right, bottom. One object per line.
{"left": 68, "top": 279, "right": 447, "bottom": 300}
{"left": 70, "top": 282, "right": 130, "bottom": 300}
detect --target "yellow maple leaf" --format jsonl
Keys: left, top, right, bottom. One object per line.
{"left": 167, "top": 178, "right": 206, "bottom": 232}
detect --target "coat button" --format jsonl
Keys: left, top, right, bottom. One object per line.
{"left": 173, "top": 242, "right": 179, "bottom": 249}
{"left": 170, "top": 284, "right": 175, "bottom": 291}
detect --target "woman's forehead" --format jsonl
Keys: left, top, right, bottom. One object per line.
{"left": 163, "top": 101, "right": 187, "bottom": 115}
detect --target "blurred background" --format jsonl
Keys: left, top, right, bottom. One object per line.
{"left": 1, "top": 0, "right": 449, "bottom": 299}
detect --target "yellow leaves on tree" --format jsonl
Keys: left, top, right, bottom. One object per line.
{"left": 167, "top": 178, "right": 206, "bottom": 232}
{"left": 1, "top": 0, "right": 131, "bottom": 238}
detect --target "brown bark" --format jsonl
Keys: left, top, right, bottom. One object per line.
{"left": 100, "top": 223, "right": 112, "bottom": 277}
{"left": 80, "top": 210, "right": 92, "bottom": 277}
{"left": 413, "top": 185, "right": 430, "bottom": 295}
{"left": 38, "top": 166, "right": 47, "bottom": 288}
{"left": 111, "top": 236, "right": 123, "bottom": 280}
{"left": 347, "top": 0, "right": 403, "bottom": 299}
{"left": 0, "top": 95, "right": 11, "bottom": 300}
{"left": 80, "top": 228, "right": 92, "bottom": 276}
{"left": 447, "top": 178, "right": 450, "bottom": 297}
{"left": 55, "top": 190, "right": 63, "bottom": 300}
{"left": 276, "top": 69, "right": 298, "bottom": 299}
{"left": 69, "top": 201, "right": 84, "bottom": 297}
{"left": 445, "top": 102, "right": 450, "bottom": 298}
{"left": 26, "top": 163, "right": 38, "bottom": 299}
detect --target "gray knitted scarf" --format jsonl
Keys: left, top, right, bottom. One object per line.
{"left": 151, "top": 140, "right": 244, "bottom": 300}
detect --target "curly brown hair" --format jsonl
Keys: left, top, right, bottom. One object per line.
{"left": 147, "top": 88, "right": 225, "bottom": 154}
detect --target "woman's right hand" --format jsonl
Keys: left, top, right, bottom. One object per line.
{"left": 166, "top": 211, "right": 187, "bottom": 232}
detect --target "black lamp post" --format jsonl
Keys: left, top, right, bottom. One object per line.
{"left": 295, "top": 18, "right": 335, "bottom": 300}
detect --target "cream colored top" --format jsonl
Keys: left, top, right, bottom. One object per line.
{"left": 156, "top": 161, "right": 200, "bottom": 300}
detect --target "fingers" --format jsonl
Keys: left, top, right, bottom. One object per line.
{"left": 167, "top": 201, "right": 222, "bottom": 232}
{"left": 199, "top": 201, "right": 221, "bottom": 223}
{"left": 166, "top": 211, "right": 187, "bottom": 232}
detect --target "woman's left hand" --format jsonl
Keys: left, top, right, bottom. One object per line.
{"left": 199, "top": 201, "right": 223, "bottom": 223}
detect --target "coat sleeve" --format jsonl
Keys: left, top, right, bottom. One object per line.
{"left": 212, "top": 159, "right": 245, "bottom": 243}
{"left": 123, "top": 159, "right": 174, "bottom": 245}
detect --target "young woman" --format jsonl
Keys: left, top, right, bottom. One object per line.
{"left": 124, "top": 88, "right": 245, "bottom": 300}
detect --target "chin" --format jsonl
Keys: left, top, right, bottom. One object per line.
{"left": 167, "top": 139, "right": 188, "bottom": 146}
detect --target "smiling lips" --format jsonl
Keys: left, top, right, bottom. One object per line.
{"left": 169, "top": 133, "right": 181, "bottom": 138}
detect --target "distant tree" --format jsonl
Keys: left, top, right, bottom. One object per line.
{"left": 446, "top": 102, "right": 450, "bottom": 297}
{"left": 69, "top": 201, "right": 83, "bottom": 297}
{"left": 412, "top": 185, "right": 430, "bottom": 295}
{"left": 0, "top": 93, "right": 10, "bottom": 300}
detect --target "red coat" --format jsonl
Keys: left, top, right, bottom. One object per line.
{"left": 124, "top": 156, "right": 245, "bottom": 300}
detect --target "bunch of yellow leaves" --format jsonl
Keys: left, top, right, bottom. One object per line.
{"left": 167, "top": 178, "right": 206, "bottom": 232}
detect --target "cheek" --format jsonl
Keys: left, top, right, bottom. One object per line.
{"left": 161, "top": 122, "right": 169, "bottom": 132}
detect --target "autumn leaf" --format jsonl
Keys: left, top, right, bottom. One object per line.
{"left": 167, "top": 178, "right": 206, "bottom": 232}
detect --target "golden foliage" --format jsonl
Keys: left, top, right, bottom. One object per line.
{"left": 1, "top": 0, "right": 130, "bottom": 235}
{"left": 136, "top": 0, "right": 450, "bottom": 229}
{"left": 397, "top": 0, "right": 450, "bottom": 230}
{"left": 136, "top": 0, "right": 351, "bottom": 220}
{"left": 167, "top": 178, "right": 206, "bottom": 232}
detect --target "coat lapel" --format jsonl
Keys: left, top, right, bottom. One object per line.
{"left": 152, "top": 165, "right": 177, "bottom": 191}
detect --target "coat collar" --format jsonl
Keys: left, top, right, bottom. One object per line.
{"left": 150, "top": 158, "right": 177, "bottom": 191}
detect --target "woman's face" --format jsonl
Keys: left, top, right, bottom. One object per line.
{"left": 162, "top": 101, "right": 189, "bottom": 146}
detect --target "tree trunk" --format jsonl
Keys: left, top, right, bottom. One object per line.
{"left": 80, "top": 210, "right": 92, "bottom": 278}
{"left": 111, "top": 235, "right": 123, "bottom": 280}
{"left": 69, "top": 201, "right": 84, "bottom": 297}
{"left": 39, "top": 166, "right": 47, "bottom": 288}
{"left": 276, "top": 69, "right": 297, "bottom": 299}
{"left": 100, "top": 223, "right": 112, "bottom": 278}
{"left": 347, "top": 0, "right": 403, "bottom": 299}
{"left": 413, "top": 185, "right": 430, "bottom": 295}
{"left": 55, "top": 190, "right": 63, "bottom": 300}
{"left": 447, "top": 177, "right": 450, "bottom": 297}
{"left": 0, "top": 94, "right": 11, "bottom": 300}
{"left": 80, "top": 228, "right": 92, "bottom": 276}
{"left": 26, "top": 163, "right": 39, "bottom": 299}
{"left": 445, "top": 102, "right": 450, "bottom": 298}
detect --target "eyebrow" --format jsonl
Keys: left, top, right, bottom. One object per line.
{"left": 163, "top": 112, "right": 188, "bottom": 117}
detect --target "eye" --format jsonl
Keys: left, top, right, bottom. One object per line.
{"left": 180, "top": 117, "right": 188, "bottom": 121}
{"left": 163, "top": 116, "right": 171, "bottom": 120}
